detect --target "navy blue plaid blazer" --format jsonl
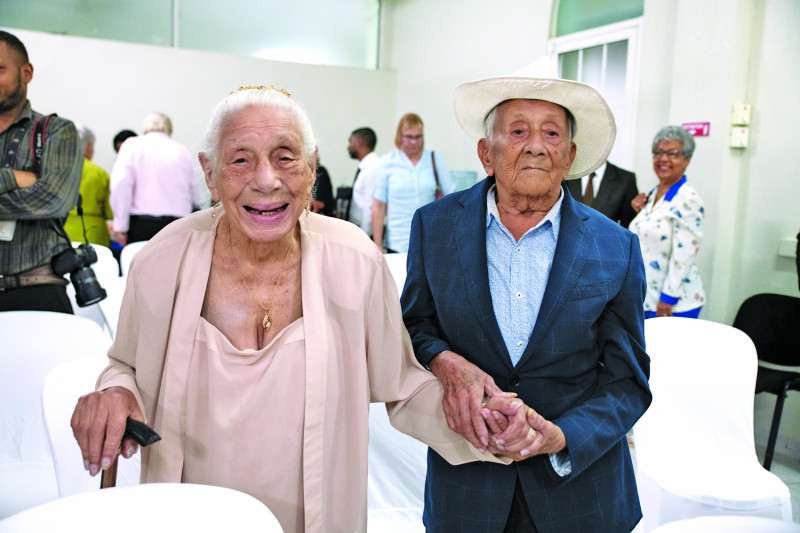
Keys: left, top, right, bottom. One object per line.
{"left": 401, "top": 178, "right": 652, "bottom": 533}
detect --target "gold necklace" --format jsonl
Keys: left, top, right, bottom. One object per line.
{"left": 227, "top": 220, "right": 293, "bottom": 331}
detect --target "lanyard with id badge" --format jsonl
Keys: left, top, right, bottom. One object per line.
{"left": 0, "top": 113, "right": 53, "bottom": 241}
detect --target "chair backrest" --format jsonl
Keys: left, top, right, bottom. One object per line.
{"left": 0, "top": 483, "right": 282, "bottom": 532}
{"left": 733, "top": 293, "right": 800, "bottom": 367}
{"left": 334, "top": 186, "right": 353, "bottom": 219}
{"left": 0, "top": 311, "right": 112, "bottom": 518}
{"left": 382, "top": 252, "right": 407, "bottom": 296}
{"left": 120, "top": 241, "right": 148, "bottom": 276}
{"left": 634, "top": 318, "right": 759, "bottom": 489}
{"left": 42, "top": 355, "right": 141, "bottom": 498}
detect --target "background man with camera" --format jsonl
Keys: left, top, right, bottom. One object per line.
{"left": 0, "top": 30, "right": 83, "bottom": 313}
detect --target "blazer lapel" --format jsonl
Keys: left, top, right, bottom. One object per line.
{"left": 453, "top": 179, "right": 512, "bottom": 369}
{"left": 519, "top": 187, "right": 592, "bottom": 363}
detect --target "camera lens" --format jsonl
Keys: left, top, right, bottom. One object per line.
{"left": 71, "top": 267, "right": 107, "bottom": 307}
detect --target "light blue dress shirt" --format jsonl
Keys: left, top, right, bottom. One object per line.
{"left": 373, "top": 148, "right": 454, "bottom": 253}
{"left": 485, "top": 184, "right": 571, "bottom": 475}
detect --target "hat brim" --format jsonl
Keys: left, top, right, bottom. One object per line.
{"left": 453, "top": 77, "right": 616, "bottom": 179}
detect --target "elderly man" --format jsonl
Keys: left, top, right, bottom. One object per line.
{"left": 402, "top": 58, "right": 651, "bottom": 532}
{"left": 110, "top": 112, "right": 206, "bottom": 245}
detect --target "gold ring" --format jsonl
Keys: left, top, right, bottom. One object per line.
{"left": 528, "top": 428, "right": 536, "bottom": 439}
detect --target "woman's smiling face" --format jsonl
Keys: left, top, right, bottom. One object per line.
{"left": 202, "top": 104, "right": 314, "bottom": 244}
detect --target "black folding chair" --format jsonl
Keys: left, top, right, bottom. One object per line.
{"left": 732, "top": 293, "right": 800, "bottom": 470}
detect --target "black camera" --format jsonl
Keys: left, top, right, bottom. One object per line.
{"left": 52, "top": 243, "right": 107, "bottom": 307}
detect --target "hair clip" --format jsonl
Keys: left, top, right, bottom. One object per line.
{"left": 230, "top": 85, "right": 291, "bottom": 98}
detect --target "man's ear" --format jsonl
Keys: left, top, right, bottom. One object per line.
{"left": 198, "top": 152, "right": 218, "bottom": 201}
{"left": 477, "top": 138, "right": 494, "bottom": 177}
{"left": 20, "top": 62, "right": 33, "bottom": 84}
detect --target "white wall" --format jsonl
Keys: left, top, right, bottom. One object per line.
{"left": 380, "top": 0, "right": 554, "bottom": 176}
{"left": 3, "top": 28, "right": 398, "bottom": 193}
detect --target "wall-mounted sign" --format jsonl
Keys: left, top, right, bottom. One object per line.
{"left": 682, "top": 122, "right": 710, "bottom": 137}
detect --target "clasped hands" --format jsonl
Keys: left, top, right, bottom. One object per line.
{"left": 430, "top": 350, "right": 566, "bottom": 461}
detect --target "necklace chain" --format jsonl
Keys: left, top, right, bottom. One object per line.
{"left": 227, "top": 219, "right": 293, "bottom": 331}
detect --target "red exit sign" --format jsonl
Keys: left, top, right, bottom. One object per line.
{"left": 682, "top": 122, "right": 710, "bottom": 137}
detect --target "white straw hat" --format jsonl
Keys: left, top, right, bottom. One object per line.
{"left": 453, "top": 56, "right": 616, "bottom": 179}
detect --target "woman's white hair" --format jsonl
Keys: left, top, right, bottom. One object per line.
{"left": 201, "top": 86, "right": 318, "bottom": 170}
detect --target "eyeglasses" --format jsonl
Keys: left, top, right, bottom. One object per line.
{"left": 402, "top": 134, "right": 424, "bottom": 142}
{"left": 652, "top": 149, "right": 685, "bottom": 160}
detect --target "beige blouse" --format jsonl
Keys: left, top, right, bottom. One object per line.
{"left": 184, "top": 317, "right": 306, "bottom": 532}
{"left": 97, "top": 208, "right": 508, "bottom": 533}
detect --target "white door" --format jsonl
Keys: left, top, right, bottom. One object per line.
{"left": 548, "top": 18, "right": 642, "bottom": 171}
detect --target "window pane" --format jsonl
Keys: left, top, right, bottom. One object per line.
{"left": 0, "top": 0, "right": 172, "bottom": 46}
{"left": 559, "top": 51, "right": 580, "bottom": 81}
{"left": 556, "top": 0, "right": 643, "bottom": 36}
{"left": 605, "top": 40, "right": 628, "bottom": 107}
{"left": 581, "top": 45, "right": 603, "bottom": 88}
{"left": 179, "top": 0, "right": 379, "bottom": 68}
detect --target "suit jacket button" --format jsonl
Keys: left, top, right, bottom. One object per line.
{"left": 510, "top": 376, "right": 521, "bottom": 387}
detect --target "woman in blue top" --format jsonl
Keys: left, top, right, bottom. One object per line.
{"left": 629, "top": 125, "right": 706, "bottom": 318}
{"left": 371, "top": 113, "right": 454, "bottom": 253}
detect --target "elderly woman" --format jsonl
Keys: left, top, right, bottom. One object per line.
{"left": 629, "top": 125, "right": 705, "bottom": 318}
{"left": 70, "top": 86, "right": 518, "bottom": 533}
{"left": 371, "top": 113, "right": 455, "bottom": 253}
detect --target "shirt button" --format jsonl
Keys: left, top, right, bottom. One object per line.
{"left": 516, "top": 292, "right": 522, "bottom": 299}
{"left": 516, "top": 247, "right": 521, "bottom": 253}
{"left": 516, "top": 341, "right": 524, "bottom": 347}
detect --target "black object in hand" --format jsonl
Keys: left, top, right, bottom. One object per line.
{"left": 124, "top": 418, "right": 161, "bottom": 447}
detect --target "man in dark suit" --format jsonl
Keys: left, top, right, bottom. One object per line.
{"left": 566, "top": 161, "right": 639, "bottom": 227}
{"left": 402, "top": 57, "right": 651, "bottom": 532}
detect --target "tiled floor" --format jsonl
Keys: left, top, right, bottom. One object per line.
{"left": 760, "top": 448, "right": 800, "bottom": 523}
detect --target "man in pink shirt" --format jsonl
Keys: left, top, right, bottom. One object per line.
{"left": 110, "top": 112, "right": 206, "bottom": 245}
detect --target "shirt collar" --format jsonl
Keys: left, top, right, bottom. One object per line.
{"left": 664, "top": 175, "right": 688, "bottom": 201}
{"left": 358, "top": 151, "right": 378, "bottom": 169}
{"left": 486, "top": 183, "right": 563, "bottom": 241}
{"left": 8, "top": 100, "right": 33, "bottom": 128}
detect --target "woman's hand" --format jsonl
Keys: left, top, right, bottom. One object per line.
{"left": 631, "top": 193, "right": 648, "bottom": 213}
{"left": 483, "top": 398, "right": 567, "bottom": 462}
{"left": 71, "top": 386, "right": 144, "bottom": 476}
{"left": 656, "top": 301, "right": 674, "bottom": 317}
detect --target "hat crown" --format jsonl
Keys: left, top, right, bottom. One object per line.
{"left": 511, "top": 56, "right": 560, "bottom": 80}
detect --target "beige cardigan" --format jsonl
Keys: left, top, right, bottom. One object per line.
{"left": 98, "top": 208, "right": 506, "bottom": 532}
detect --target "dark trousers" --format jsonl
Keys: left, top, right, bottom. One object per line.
{"left": 0, "top": 283, "right": 73, "bottom": 314}
{"left": 503, "top": 477, "right": 537, "bottom": 533}
{"left": 128, "top": 214, "right": 179, "bottom": 243}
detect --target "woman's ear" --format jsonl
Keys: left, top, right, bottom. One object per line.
{"left": 198, "top": 152, "right": 218, "bottom": 201}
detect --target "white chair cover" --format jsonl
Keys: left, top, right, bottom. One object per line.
{"left": 0, "top": 312, "right": 112, "bottom": 519}
{"left": 382, "top": 252, "right": 407, "bottom": 296}
{"left": 120, "top": 241, "right": 148, "bottom": 277}
{"left": 42, "top": 355, "right": 140, "bottom": 498}
{"left": 634, "top": 318, "right": 792, "bottom": 531}
{"left": 0, "top": 483, "right": 282, "bottom": 532}
{"left": 650, "top": 515, "right": 800, "bottom": 532}
{"left": 367, "top": 404, "right": 426, "bottom": 532}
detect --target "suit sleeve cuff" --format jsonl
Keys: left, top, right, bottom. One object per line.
{"left": 549, "top": 448, "right": 572, "bottom": 477}
{"left": 659, "top": 292, "right": 679, "bottom": 305}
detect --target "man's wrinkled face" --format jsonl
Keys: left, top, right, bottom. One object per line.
{"left": 479, "top": 99, "right": 576, "bottom": 203}
{"left": 0, "top": 43, "right": 31, "bottom": 115}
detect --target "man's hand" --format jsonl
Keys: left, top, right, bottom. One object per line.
{"left": 631, "top": 192, "right": 647, "bottom": 213}
{"left": 71, "top": 386, "right": 143, "bottom": 476}
{"left": 429, "top": 350, "right": 512, "bottom": 453}
{"left": 14, "top": 170, "right": 37, "bottom": 188}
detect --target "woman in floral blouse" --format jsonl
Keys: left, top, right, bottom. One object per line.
{"left": 629, "top": 126, "right": 705, "bottom": 319}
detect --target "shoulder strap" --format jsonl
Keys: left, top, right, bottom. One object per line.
{"left": 30, "top": 113, "right": 56, "bottom": 172}
{"left": 431, "top": 151, "right": 440, "bottom": 189}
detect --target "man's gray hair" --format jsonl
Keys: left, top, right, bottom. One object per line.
{"left": 74, "top": 122, "right": 95, "bottom": 156}
{"left": 483, "top": 100, "right": 576, "bottom": 143}
{"left": 652, "top": 125, "right": 695, "bottom": 158}
{"left": 201, "top": 86, "right": 318, "bottom": 170}
{"left": 142, "top": 112, "right": 173, "bottom": 136}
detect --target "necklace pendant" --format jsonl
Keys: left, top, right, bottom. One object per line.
{"left": 262, "top": 311, "right": 271, "bottom": 331}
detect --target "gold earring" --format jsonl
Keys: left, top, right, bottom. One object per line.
{"left": 211, "top": 202, "right": 217, "bottom": 221}
{"left": 305, "top": 197, "right": 310, "bottom": 217}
